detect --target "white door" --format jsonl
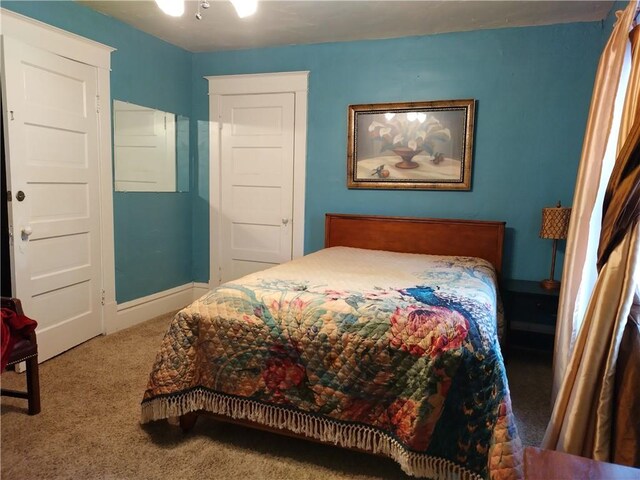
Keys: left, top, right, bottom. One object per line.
{"left": 219, "top": 93, "right": 295, "bottom": 282}
{"left": 2, "top": 37, "right": 103, "bottom": 362}
{"left": 113, "top": 100, "right": 176, "bottom": 192}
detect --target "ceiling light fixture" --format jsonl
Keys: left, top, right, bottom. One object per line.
{"left": 157, "top": 0, "right": 256, "bottom": 21}
{"left": 229, "top": 0, "right": 258, "bottom": 18}
{"left": 155, "top": 0, "right": 184, "bottom": 17}
{"left": 196, "top": 0, "right": 209, "bottom": 20}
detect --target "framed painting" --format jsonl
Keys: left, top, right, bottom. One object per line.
{"left": 347, "top": 99, "right": 476, "bottom": 190}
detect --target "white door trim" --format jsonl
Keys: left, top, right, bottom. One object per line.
{"left": 206, "top": 71, "right": 308, "bottom": 289}
{"left": 1, "top": 9, "right": 117, "bottom": 333}
{"left": 0, "top": 9, "right": 114, "bottom": 69}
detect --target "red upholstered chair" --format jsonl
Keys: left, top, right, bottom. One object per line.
{"left": 1, "top": 297, "right": 41, "bottom": 415}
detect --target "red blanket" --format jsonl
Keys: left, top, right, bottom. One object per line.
{"left": 1, "top": 307, "right": 37, "bottom": 372}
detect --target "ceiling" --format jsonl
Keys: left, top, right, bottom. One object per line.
{"left": 79, "top": 0, "right": 615, "bottom": 52}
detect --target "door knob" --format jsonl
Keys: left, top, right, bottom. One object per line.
{"left": 282, "top": 218, "right": 289, "bottom": 226}
{"left": 21, "top": 225, "right": 33, "bottom": 239}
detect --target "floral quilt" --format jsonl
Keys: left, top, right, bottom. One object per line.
{"left": 141, "top": 247, "right": 522, "bottom": 480}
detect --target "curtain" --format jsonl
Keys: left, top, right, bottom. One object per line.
{"left": 612, "top": 304, "right": 640, "bottom": 465}
{"left": 599, "top": 51, "right": 640, "bottom": 462}
{"left": 542, "top": 178, "right": 639, "bottom": 462}
{"left": 551, "top": 0, "right": 638, "bottom": 402}
{"left": 542, "top": 24, "right": 640, "bottom": 462}
{"left": 599, "top": 27, "right": 640, "bottom": 270}
{"left": 619, "top": 27, "right": 640, "bottom": 149}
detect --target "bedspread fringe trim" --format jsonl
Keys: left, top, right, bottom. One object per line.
{"left": 141, "top": 388, "right": 482, "bottom": 480}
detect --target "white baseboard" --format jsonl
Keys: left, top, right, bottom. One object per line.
{"left": 192, "top": 282, "right": 210, "bottom": 301}
{"left": 106, "top": 282, "right": 211, "bottom": 334}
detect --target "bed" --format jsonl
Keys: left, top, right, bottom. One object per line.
{"left": 141, "top": 214, "right": 522, "bottom": 480}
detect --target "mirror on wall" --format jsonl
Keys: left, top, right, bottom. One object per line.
{"left": 113, "top": 100, "right": 189, "bottom": 192}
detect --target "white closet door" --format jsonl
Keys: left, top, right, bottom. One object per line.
{"left": 2, "top": 37, "right": 103, "bottom": 362}
{"left": 219, "top": 93, "right": 295, "bottom": 282}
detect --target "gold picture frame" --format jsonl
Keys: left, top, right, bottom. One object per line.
{"left": 347, "top": 99, "right": 476, "bottom": 190}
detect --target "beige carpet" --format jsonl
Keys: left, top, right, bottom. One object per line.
{"left": 1, "top": 312, "right": 551, "bottom": 479}
{"left": 505, "top": 348, "right": 553, "bottom": 448}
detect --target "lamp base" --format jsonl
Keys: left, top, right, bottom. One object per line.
{"left": 540, "top": 279, "right": 560, "bottom": 290}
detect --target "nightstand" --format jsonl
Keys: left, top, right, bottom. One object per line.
{"left": 502, "top": 279, "right": 559, "bottom": 352}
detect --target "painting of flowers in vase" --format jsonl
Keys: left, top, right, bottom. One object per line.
{"left": 347, "top": 99, "right": 475, "bottom": 190}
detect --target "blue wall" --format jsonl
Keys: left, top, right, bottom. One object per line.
{"left": 191, "top": 22, "right": 604, "bottom": 282}
{"left": 603, "top": 1, "right": 629, "bottom": 41}
{"left": 4, "top": 1, "right": 613, "bottom": 299}
{"left": 3, "top": 1, "right": 193, "bottom": 303}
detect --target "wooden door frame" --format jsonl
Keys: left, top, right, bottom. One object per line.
{"left": 0, "top": 9, "right": 118, "bottom": 332}
{"left": 206, "top": 71, "right": 309, "bottom": 288}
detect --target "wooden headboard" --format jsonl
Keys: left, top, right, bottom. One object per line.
{"left": 325, "top": 213, "right": 506, "bottom": 277}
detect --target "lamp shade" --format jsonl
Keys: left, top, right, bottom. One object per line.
{"left": 540, "top": 203, "right": 571, "bottom": 240}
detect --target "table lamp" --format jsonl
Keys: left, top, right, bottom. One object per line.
{"left": 539, "top": 201, "right": 571, "bottom": 290}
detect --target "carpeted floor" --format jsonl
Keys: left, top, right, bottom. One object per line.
{"left": 505, "top": 347, "right": 553, "bottom": 448}
{"left": 1, "top": 312, "right": 552, "bottom": 479}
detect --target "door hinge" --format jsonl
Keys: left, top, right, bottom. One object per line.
{"left": 164, "top": 115, "right": 167, "bottom": 130}
{"left": 95, "top": 95, "right": 100, "bottom": 113}
{"left": 6, "top": 191, "right": 11, "bottom": 201}
{"left": 101, "top": 289, "right": 105, "bottom": 306}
